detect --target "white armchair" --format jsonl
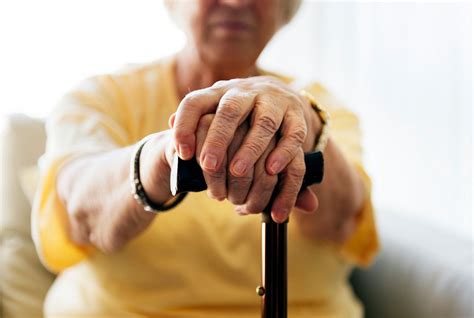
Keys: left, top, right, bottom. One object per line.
{"left": 0, "top": 114, "right": 472, "bottom": 317}
{"left": 351, "top": 210, "right": 473, "bottom": 318}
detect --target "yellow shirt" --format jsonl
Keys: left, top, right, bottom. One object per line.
{"left": 32, "top": 57, "right": 379, "bottom": 318}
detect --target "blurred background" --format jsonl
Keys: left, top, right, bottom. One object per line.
{"left": 0, "top": 0, "right": 471, "bottom": 236}
{"left": 0, "top": 1, "right": 472, "bottom": 317}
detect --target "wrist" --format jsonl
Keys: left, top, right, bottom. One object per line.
{"left": 138, "top": 133, "right": 173, "bottom": 205}
{"left": 300, "top": 96, "right": 322, "bottom": 152}
{"left": 300, "top": 90, "right": 330, "bottom": 152}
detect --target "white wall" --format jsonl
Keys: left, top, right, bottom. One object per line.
{"left": 0, "top": 1, "right": 471, "bottom": 236}
{"left": 0, "top": 0, "right": 185, "bottom": 117}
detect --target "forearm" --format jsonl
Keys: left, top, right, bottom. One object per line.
{"left": 296, "top": 138, "right": 366, "bottom": 244}
{"left": 57, "top": 134, "right": 173, "bottom": 253}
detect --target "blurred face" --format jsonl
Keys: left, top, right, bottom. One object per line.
{"left": 168, "top": 0, "right": 286, "bottom": 70}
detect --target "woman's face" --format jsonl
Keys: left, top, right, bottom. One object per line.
{"left": 168, "top": 0, "right": 286, "bottom": 70}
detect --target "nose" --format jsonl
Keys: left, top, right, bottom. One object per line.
{"left": 218, "top": 0, "right": 254, "bottom": 8}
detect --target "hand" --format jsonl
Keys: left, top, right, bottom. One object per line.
{"left": 173, "top": 77, "right": 315, "bottom": 172}
{"left": 171, "top": 77, "right": 320, "bottom": 222}
{"left": 59, "top": 128, "right": 179, "bottom": 253}
{"left": 139, "top": 129, "right": 178, "bottom": 205}
{"left": 193, "top": 114, "right": 280, "bottom": 217}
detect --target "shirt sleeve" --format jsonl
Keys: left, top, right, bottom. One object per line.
{"left": 32, "top": 75, "right": 130, "bottom": 273}
{"left": 303, "top": 83, "right": 380, "bottom": 268}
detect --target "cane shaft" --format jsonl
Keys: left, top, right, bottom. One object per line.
{"left": 260, "top": 217, "right": 288, "bottom": 318}
{"left": 170, "top": 151, "right": 324, "bottom": 318}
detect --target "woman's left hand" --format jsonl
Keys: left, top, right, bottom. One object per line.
{"left": 171, "top": 76, "right": 320, "bottom": 222}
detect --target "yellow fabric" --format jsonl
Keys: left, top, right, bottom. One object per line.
{"left": 32, "top": 57, "right": 379, "bottom": 317}
{"left": 300, "top": 85, "right": 380, "bottom": 267}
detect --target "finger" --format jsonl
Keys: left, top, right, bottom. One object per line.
{"left": 200, "top": 89, "right": 255, "bottom": 173}
{"left": 163, "top": 131, "right": 177, "bottom": 168}
{"left": 227, "top": 121, "right": 253, "bottom": 206}
{"left": 229, "top": 97, "right": 284, "bottom": 177}
{"left": 195, "top": 114, "right": 214, "bottom": 165}
{"left": 271, "top": 148, "right": 306, "bottom": 223}
{"left": 168, "top": 112, "right": 176, "bottom": 128}
{"left": 265, "top": 106, "right": 307, "bottom": 175}
{"left": 235, "top": 205, "right": 249, "bottom": 215}
{"left": 295, "top": 187, "right": 319, "bottom": 213}
{"left": 173, "top": 88, "right": 223, "bottom": 160}
{"left": 195, "top": 114, "right": 227, "bottom": 201}
{"left": 241, "top": 138, "right": 278, "bottom": 214}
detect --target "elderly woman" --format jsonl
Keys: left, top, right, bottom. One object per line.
{"left": 33, "top": 0, "right": 379, "bottom": 317}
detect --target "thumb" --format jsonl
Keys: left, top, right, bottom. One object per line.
{"left": 168, "top": 112, "right": 177, "bottom": 128}
{"left": 295, "top": 188, "right": 318, "bottom": 213}
{"left": 164, "top": 132, "right": 177, "bottom": 169}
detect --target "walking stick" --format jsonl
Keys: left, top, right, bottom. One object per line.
{"left": 170, "top": 151, "right": 324, "bottom": 318}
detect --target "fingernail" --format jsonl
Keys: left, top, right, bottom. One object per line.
{"left": 235, "top": 205, "right": 248, "bottom": 215}
{"left": 272, "top": 207, "right": 289, "bottom": 223}
{"left": 179, "top": 144, "right": 191, "bottom": 159}
{"left": 270, "top": 161, "right": 282, "bottom": 174}
{"left": 203, "top": 154, "right": 218, "bottom": 171}
{"left": 232, "top": 160, "right": 248, "bottom": 176}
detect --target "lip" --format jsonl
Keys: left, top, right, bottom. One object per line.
{"left": 211, "top": 20, "right": 254, "bottom": 32}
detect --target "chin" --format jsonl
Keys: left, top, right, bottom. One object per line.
{"left": 202, "top": 44, "right": 261, "bottom": 74}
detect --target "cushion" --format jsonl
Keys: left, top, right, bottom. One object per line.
{"left": 0, "top": 114, "right": 55, "bottom": 318}
{"left": 351, "top": 209, "right": 473, "bottom": 318}
{"left": 0, "top": 114, "right": 46, "bottom": 236}
{"left": 1, "top": 235, "right": 55, "bottom": 317}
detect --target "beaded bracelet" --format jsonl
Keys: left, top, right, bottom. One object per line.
{"left": 130, "top": 136, "right": 187, "bottom": 213}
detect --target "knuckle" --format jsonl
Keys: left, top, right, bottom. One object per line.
{"left": 212, "top": 80, "right": 228, "bottom": 88}
{"left": 278, "top": 145, "right": 297, "bottom": 161}
{"left": 289, "top": 94, "right": 303, "bottom": 106}
{"left": 181, "top": 91, "right": 200, "bottom": 106}
{"left": 290, "top": 125, "right": 307, "bottom": 144}
{"left": 255, "top": 114, "right": 279, "bottom": 135}
{"left": 101, "top": 235, "right": 121, "bottom": 254}
{"left": 243, "top": 140, "right": 266, "bottom": 159}
{"left": 246, "top": 201, "right": 264, "bottom": 214}
{"left": 174, "top": 128, "right": 190, "bottom": 144}
{"left": 206, "top": 165, "right": 227, "bottom": 180}
{"left": 94, "top": 227, "right": 123, "bottom": 254}
{"left": 69, "top": 211, "right": 90, "bottom": 245}
{"left": 69, "top": 204, "right": 87, "bottom": 227}
{"left": 204, "top": 138, "right": 228, "bottom": 152}
{"left": 218, "top": 98, "right": 242, "bottom": 122}
{"left": 289, "top": 164, "right": 306, "bottom": 180}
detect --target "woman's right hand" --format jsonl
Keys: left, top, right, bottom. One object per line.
{"left": 139, "top": 129, "right": 177, "bottom": 206}
{"left": 139, "top": 115, "right": 281, "bottom": 219}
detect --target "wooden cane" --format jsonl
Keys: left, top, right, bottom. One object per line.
{"left": 170, "top": 151, "right": 324, "bottom": 318}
